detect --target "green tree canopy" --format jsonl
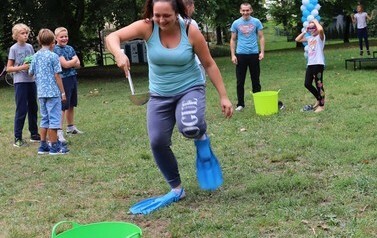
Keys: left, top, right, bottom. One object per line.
{"left": 1, "top": 0, "right": 268, "bottom": 56}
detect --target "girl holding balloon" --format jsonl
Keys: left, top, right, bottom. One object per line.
{"left": 295, "top": 19, "right": 326, "bottom": 113}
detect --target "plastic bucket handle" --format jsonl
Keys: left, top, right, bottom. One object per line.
{"left": 126, "top": 232, "right": 141, "bottom": 238}
{"left": 51, "top": 221, "right": 80, "bottom": 238}
{"left": 251, "top": 89, "right": 281, "bottom": 95}
{"left": 250, "top": 89, "right": 281, "bottom": 95}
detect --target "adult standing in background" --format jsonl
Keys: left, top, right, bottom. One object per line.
{"left": 230, "top": 2, "right": 265, "bottom": 112}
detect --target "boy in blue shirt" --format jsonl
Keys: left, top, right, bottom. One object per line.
{"left": 53, "top": 27, "right": 82, "bottom": 143}
{"left": 29, "top": 29, "right": 69, "bottom": 155}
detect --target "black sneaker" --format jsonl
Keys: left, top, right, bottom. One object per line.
{"left": 367, "top": 50, "right": 371, "bottom": 55}
{"left": 278, "top": 101, "right": 285, "bottom": 110}
{"left": 301, "top": 104, "right": 314, "bottom": 112}
{"left": 14, "top": 138, "right": 27, "bottom": 147}
{"left": 30, "top": 134, "right": 41, "bottom": 142}
{"left": 360, "top": 51, "right": 363, "bottom": 56}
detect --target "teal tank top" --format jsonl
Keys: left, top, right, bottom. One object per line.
{"left": 146, "top": 18, "right": 204, "bottom": 96}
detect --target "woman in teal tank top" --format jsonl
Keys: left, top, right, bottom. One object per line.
{"left": 106, "top": 0, "right": 233, "bottom": 215}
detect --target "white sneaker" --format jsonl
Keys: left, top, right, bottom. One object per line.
{"left": 67, "top": 126, "right": 84, "bottom": 134}
{"left": 235, "top": 106, "right": 244, "bottom": 111}
{"left": 57, "top": 129, "right": 67, "bottom": 143}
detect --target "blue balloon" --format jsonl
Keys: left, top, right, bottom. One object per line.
{"left": 307, "top": 15, "right": 315, "bottom": 22}
{"left": 302, "top": 9, "right": 310, "bottom": 17}
{"left": 315, "top": 15, "right": 321, "bottom": 21}
{"left": 303, "top": 41, "right": 308, "bottom": 46}
{"left": 306, "top": 3, "right": 314, "bottom": 11}
{"left": 301, "top": 16, "right": 307, "bottom": 22}
{"left": 310, "top": 0, "right": 318, "bottom": 5}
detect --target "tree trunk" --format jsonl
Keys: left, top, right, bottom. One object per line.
{"left": 216, "top": 26, "right": 223, "bottom": 45}
{"left": 222, "top": 27, "right": 230, "bottom": 44}
{"left": 97, "top": 27, "right": 104, "bottom": 66}
{"left": 343, "top": 14, "right": 351, "bottom": 43}
{"left": 295, "top": 23, "right": 302, "bottom": 48}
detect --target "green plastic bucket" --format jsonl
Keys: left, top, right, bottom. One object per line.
{"left": 51, "top": 221, "right": 142, "bottom": 238}
{"left": 252, "top": 90, "right": 280, "bottom": 116}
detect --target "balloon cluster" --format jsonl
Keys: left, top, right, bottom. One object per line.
{"left": 300, "top": 0, "right": 321, "bottom": 58}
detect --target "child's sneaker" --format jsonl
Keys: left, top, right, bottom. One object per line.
{"left": 30, "top": 134, "right": 41, "bottom": 142}
{"left": 37, "top": 142, "right": 50, "bottom": 155}
{"left": 49, "top": 142, "right": 69, "bottom": 155}
{"left": 57, "top": 129, "right": 67, "bottom": 143}
{"left": 66, "top": 125, "right": 83, "bottom": 134}
{"left": 58, "top": 140, "right": 70, "bottom": 153}
{"left": 14, "top": 138, "right": 27, "bottom": 147}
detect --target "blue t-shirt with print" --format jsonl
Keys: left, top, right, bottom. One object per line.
{"left": 53, "top": 44, "right": 77, "bottom": 78}
{"left": 29, "top": 49, "right": 62, "bottom": 98}
{"left": 230, "top": 17, "right": 263, "bottom": 54}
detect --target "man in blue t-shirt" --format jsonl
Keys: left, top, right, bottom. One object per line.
{"left": 230, "top": 3, "right": 265, "bottom": 111}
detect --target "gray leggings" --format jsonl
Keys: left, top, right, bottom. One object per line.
{"left": 147, "top": 86, "right": 206, "bottom": 188}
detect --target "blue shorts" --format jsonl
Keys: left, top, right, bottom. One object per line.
{"left": 39, "top": 97, "right": 62, "bottom": 129}
{"left": 62, "top": 75, "right": 78, "bottom": 110}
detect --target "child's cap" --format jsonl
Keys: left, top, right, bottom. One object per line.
{"left": 12, "top": 23, "right": 30, "bottom": 40}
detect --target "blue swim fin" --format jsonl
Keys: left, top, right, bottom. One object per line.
{"left": 195, "top": 137, "right": 223, "bottom": 191}
{"left": 129, "top": 189, "right": 184, "bottom": 215}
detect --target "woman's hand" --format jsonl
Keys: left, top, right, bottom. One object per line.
{"left": 115, "top": 50, "right": 131, "bottom": 77}
{"left": 220, "top": 97, "right": 233, "bottom": 118}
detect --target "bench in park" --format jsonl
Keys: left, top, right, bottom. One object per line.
{"left": 345, "top": 51, "right": 377, "bottom": 70}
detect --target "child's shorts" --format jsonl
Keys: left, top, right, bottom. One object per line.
{"left": 39, "top": 97, "right": 62, "bottom": 129}
{"left": 62, "top": 75, "right": 78, "bottom": 110}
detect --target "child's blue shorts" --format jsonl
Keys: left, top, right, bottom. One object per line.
{"left": 62, "top": 75, "right": 78, "bottom": 110}
{"left": 39, "top": 97, "right": 62, "bottom": 129}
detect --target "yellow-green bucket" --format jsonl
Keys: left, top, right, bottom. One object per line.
{"left": 252, "top": 90, "right": 280, "bottom": 116}
{"left": 51, "top": 221, "right": 142, "bottom": 238}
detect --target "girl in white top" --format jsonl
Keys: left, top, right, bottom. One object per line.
{"left": 352, "top": 5, "right": 372, "bottom": 56}
{"left": 295, "top": 19, "right": 326, "bottom": 113}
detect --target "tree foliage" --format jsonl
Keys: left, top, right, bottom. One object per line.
{"left": 194, "top": 0, "right": 267, "bottom": 44}
{"left": 269, "top": 0, "right": 377, "bottom": 43}
{"left": 0, "top": 0, "right": 268, "bottom": 61}
{"left": 268, "top": 0, "right": 302, "bottom": 41}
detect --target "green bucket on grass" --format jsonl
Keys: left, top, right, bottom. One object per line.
{"left": 51, "top": 221, "right": 142, "bottom": 238}
{"left": 252, "top": 90, "right": 280, "bottom": 116}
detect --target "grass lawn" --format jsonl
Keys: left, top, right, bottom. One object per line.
{"left": 0, "top": 42, "right": 376, "bottom": 237}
